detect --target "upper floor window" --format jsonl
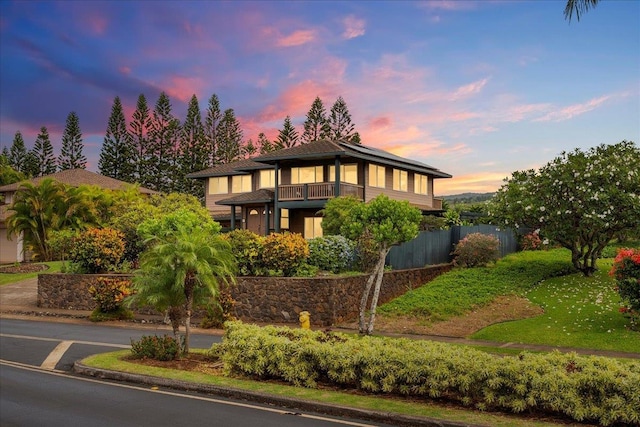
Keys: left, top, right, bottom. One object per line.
{"left": 415, "top": 174, "right": 428, "bottom": 195}
{"left": 259, "top": 169, "right": 281, "bottom": 189}
{"left": 329, "top": 164, "right": 358, "bottom": 185}
{"left": 280, "top": 208, "right": 290, "bottom": 229}
{"left": 393, "top": 169, "right": 408, "bottom": 192}
{"left": 304, "top": 217, "right": 323, "bottom": 239}
{"left": 232, "top": 175, "right": 252, "bottom": 193}
{"left": 291, "top": 166, "right": 323, "bottom": 184}
{"left": 369, "top": 164, "right": 385, "bottom": 188}
{"left": 208, "top": 176, "right": 228, "bottom": 195}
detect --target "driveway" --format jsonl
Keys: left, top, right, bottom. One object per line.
{"left": 0, "top": 278, "right": 38, "bottom": 309}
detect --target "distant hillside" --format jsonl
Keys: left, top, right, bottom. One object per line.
{"left": 441, "top": 192, "right": 495, "bottom": 204}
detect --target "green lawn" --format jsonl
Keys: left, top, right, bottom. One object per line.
{"left": 472, "top": 258, "right": 640, "bottom": 353}
{"left": 0, "top": 261, "right": 64, "bottom": 286}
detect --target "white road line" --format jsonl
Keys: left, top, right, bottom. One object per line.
{"left": 0, "top": 333, "right": 129, "bottom": 348}
{"left": 40, "top": 340, "right": 74, "bottom": 369}
{"left": 0, "top": 359, "right": 376, "bottom": 427}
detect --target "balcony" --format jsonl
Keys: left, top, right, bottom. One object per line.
{"left": 279, "top": 182, "right": 364, "bottom": 201}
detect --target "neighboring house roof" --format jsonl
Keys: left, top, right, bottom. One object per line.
{"left": 185, "top": 159, "right": 270, "bottom": 179}
{"left": 0, "top": 169, "right": 157, "bottom": 194}
{"left": 217, "top": 189, "right": 275, "bottom": 206}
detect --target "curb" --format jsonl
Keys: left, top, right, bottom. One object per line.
{"left": 73, "top": 362, "right": 486, "bottom": 427}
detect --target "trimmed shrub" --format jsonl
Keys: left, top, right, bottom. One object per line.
{"left": 610, "top": 248, "right": 640, "bottom": 329}
{"left": 69, "top": 227, "right": 126, "bottom": 273}
{"left": 130, "top": 335, "right": 181, "bottom": 361}
{"left": 452, "top": 233, "right": 500, "bottom": 267}
{"left": 200, "top": 288, "right": 236, "bottom": 329}
{"left": 214, "top": 321, "right": 640, "bottom": 426}
{"left": 261, "top": 232, "right": 309, "bottom": 276}
{"left": 88, "top": 277, "right": 133, "bottom": 322}
{"left": 520, "top": 231, "right": 542, "bottom": 251}
{"left": 308, "top": 235, "right": 356, "bottom": 273}
{"left": 222, "top": 229, "right": 265, "bottom": 276}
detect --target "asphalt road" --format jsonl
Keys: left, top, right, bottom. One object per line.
{"left": 0, "top": 319, "right": 391, "bottom": 427}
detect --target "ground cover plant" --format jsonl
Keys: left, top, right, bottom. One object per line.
{"left": 472, "top": 258, "right": 640, "bottom": 353}
{"left": 378, "top": 248, "right": 575, "bottom": 322}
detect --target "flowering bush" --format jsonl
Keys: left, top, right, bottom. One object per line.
{"left": 520, "top": 231, "right": 543, "bottom": 251}
{"left": 261, "top": 232, "right": 309, "bottom": 276}
{"left": 89, "top": 277, "right": 133, "bottom": 312}
{"left": 70, "top": 227, "right": 126, "bottom": 273}
{"left": 452, "top": 233, "right": 500, "bottom": 268}
{"left": 610, "top": 248, "right": 640, "bottom": 329}
{"left": 130, "top": 335, "right": 181, "bottom": 360}
{"left": 222, "top": 229, "right": 265, "bottom": 276}
{"left": 308, "top": 235, "right": 356, "bottom": 273}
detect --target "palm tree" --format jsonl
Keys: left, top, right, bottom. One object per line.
{"left": 130, "top": 227, "right": 236, "bottom": 353}
{"left": 565, "top": 0, "right": 599, "bottom": 22}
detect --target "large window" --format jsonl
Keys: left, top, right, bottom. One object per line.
{"left": 232, "top": 175, "right": 252, "bottom": 193}
{"left": 291, "top": 166, "right": 323, "bottom": 184}
{"left": 280, "top": 208, "right": 289, "bottom": 229}
{"left": 208, "top": 176, "right": 228, "bottom": 194}
{"left": 393, "top": 169, "right": 408, "bottom": 192}
{"left": 329, "top": 164, "right": 358, "bottom": 185}
{"left": 414, "top": 174, "right": 428, "bottom": 195}
{"left": 259, "top": 169, "right": 277, "bottom": 189}
{"left": 304, "top": 217, "right": 323, "bottom": 239}
{"left": 369, "top": 164, "right": 386, "bottom": 188}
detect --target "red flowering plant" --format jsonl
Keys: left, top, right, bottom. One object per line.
{"left": 610, "top": 248, "right": 640, "bottom": 329}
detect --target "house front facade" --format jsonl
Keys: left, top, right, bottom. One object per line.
{"left": 187, "top": 139, "right": 452, "bottom": 238}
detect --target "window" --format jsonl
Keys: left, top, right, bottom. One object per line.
{"left": 259, "top": 169, "right": 276, "bottom": 189}
{"left": 208, "top": 177, "right": 228, "bottom": 194}
{"left": 291, "top": 166, "right": 323, "bottom": 184}
{"left": 304, "top": 217, "right": 323, "bottom": 239}
{"left": 369, "top": 164, "right": 385, "bottom": 188}
{"left": 280, "top": 208, "right": 289, "bottom": 229}
{"left": 393, "top": 169, "right": 408, "bottom": 192}
{"left": 414, "top": 174, "right": 428, "bottom": 195}
{"left": 329, "top": 164, "right": 358, "bottom": 184}
{"left": 232, "top": 175, "right": 252, "bottom": 193}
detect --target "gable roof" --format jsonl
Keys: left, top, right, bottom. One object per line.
{"left": 217, "top": 189, "right": 275, "bottom": 206}
{"left": 0, "top": 169, "right": 157, "bottom": 194}
{"left": 185, "top": 158, "right": 269, "bottom": 179}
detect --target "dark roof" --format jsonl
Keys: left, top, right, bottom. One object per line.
{"left": 252, "top": 139, "right": 345, "bottom": 162}
{"left": 185, "top": 159, "right": 268, "bottom": 179}
{"left": 217, "top": 189, "right": 274, "bottom": 206}
{"left": 0, "top": 169, "right": 157, "bottom": 194}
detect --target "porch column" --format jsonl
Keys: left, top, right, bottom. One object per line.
{"left": 230, "top": 205, "right": 236, "bottom": 230}
{"left": 274, "top": 161, "right": 281, "bottom": 233}
{"left": 264, "top": 203, "right": 270, "bottom": 236}
{"left": 334, "top": 155, "right": 341, "bottom": 197}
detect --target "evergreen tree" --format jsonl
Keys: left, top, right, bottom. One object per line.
{"left": 58, "top": 111, "right": 87, "bottom": 170}
{"left": 242, "top": 138, "right": 257, "bottom": 158}
{"left": 33, "top": 127, "right": 57, "bottom": 176}
{"left": 301, "top": 96, "right": 330, "bottom": 143}
{"left": 128, "top": 94, "right": 152, "bottom": 185}
{"left": 99, "top": 96, "right": 136, "bottom": 182}
{"left": 22, "top": 150, "right": 40, "bottom": 177}
{"left": 9, "top": 131, "right": 27, "bottom": 173}
{"left": 1, "top": 146, "right": 10, "bottom": 160}
{"left": 203, "top": 93, "right": 222, "bottom": 167}
{"left": 216, "top": 109, "right": 243, "bottom": 164}
{"left": 277, "top": 116, "right": 299, "bottom": 148}
{"left": 328, "top": 96, "right": 358, "bottom": 144}
{"left": 176, "top": 94, "right": 208, "bottom": 197}
{"left": 257, "top": 132, "right": 276, "bottom": 154}
{"left": 148, "top": 92, "right": 180, "bottom": 192}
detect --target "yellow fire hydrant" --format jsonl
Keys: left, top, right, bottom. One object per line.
{"left": 299, "top": 311, "right": 311, "bottom": 329}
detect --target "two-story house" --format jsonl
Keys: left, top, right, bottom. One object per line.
{"left": 186, "top": 139, "right": 452, "bottom": 238}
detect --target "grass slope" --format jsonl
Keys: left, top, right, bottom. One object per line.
{"left": 0, "top": 261, "right": 64, "bottom": 286}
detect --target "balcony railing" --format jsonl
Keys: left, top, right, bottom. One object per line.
{"left": 279, "top": 182, "right": 364, "bottom": 201}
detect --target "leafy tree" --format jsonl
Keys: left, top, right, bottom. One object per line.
{"left": 324, "top": 195, "right": 421, "bottom": 334}
{"left": 58, "top": 111, "right": 87, "bottom": 170}
{"left": 328, "top": 96, "right": 358, "bottom": 144}
{"left": 99, "top": 96, "right": 136, "bottom": 182}
{"left": 203, "top": 93, "right": 222, "bottom": 166}
{"left": 320, "top": 196, "right": 362, "bottom": 236}
{"left": 9, "top": 131, "right": 27, "bottom": 173}
{"left": 491, "top": 141, "right": 640, "bottom": 276}
{"left": 302, "top": 97, "right": 330, "bottom": 143}
{"left": 277, "top": 116, "right": 299, "bottom": 148}
{"left": 33, "top": 127, "right": 57, "bottom": 176}
{"left": 216, "top": 108, "right": 243, "bottom": 164}
{"left": 129, "top": 94, "right": 152, "bottom": 184}
{"left": 148, "top": 92, "right": 180, "bottom": 192}
{"left": 0, "top": 153, "right": 26, "bottom": 185}
{"left": 565, "top": 0, "right": 599, "bottom": 22}
{"left": 130, "top": 215, "right": 235, "bottom": 353}
{"left": 176, "top": 94, "right": 207, "bottom": 197}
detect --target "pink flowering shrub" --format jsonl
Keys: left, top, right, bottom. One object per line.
{"left": 520, "top": 231, "right": 542, "bottom": 251}
{"left": 610, "top": 248, "right": 640, "bottom": 329}
{"left": 452, "top": 233, "right": 500, "bottom": 268}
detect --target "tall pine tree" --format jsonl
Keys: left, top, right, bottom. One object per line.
{"left": 203, "top": 93, "right": 222, "bottom": 167}
{"left": 176, "top": 94, "right": 208, "bottom": 197}
{"left": 242, "top": 139, "right": 257, "bottom": 158}
{"left": 257, "top": 132, "right": 276, "bottom": 154}
{"left": 277, "top": 116, "right": 299, "bottom": 148}
{"left": 58, "top": 112, "right": 87, "bottom": 170}
{"left": 99, "top": 96, "right": 136, "bottom": 182}
{"left": 328, "top": 96, "right": 358, "bottom": 144}
{"left": 22, "top": 150, "right": 40, "bottom": 178}
{"left": 33, "top": 127, "right": 57, "bottom": 176}
{"left": 301, "top": 96, "right": 330, "bottom": 143}
{"left": 148, "top": 92, "right": 180, "bottom": 192}
{"left": 216, "top": 109, "right": 243, "bottom": 164}
{"left": 128, "top": 94, "right": 152, "bottom": 185}
{"left": 9, "top": 131, "right": 27, "bottom": 173}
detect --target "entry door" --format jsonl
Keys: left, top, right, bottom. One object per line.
{"left": 246, "top": 208, "right": 263, "bottom": 234}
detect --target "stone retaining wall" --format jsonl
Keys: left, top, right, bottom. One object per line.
{"left": 38, "top": 264, "right": 451, "bottom": 326}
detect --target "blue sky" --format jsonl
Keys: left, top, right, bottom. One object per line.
{"left": 1, "top": 0, "right": 638, "bottom": 195}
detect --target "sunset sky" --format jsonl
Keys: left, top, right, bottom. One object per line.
{"left": 1, "top": 0, "right": 638, "bottom": 195}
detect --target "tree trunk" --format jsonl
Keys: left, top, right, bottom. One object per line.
{"left": 184, "top": 288, "right": 193, "bottom": 354}
{"left": 168, "top": 306, "right": 181, "bottom": 339}
{"left": 366, "top": 248, "right": 389, "bottom": 335}
{"left": 359, "top": 248, "right": 387, "bottom": 334}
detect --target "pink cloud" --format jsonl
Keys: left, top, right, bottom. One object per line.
{"left": 369, "top": 116, "right": 392, "bottom": 130}
{"left": 419, "top": 1, "right": 479, "bottom": 11}
{"left": 86, "top": 13, "right": 108, "bottom": 35}
{"left": 119, "top": 66, "right": 131, "bottom": 75}
{"left": 534, "top": 95, "right": 611, "bottom": 122}
{"left": 276, "top": 29, "right": 317, "bottom": 47}
{"left": 450, "top": 77, "right": 489, "bottom": 100}
{"left": 161, "top": 75, "right": 207, "bottom": 103}
{"left": 342, "top": 15, "right": 365, "bottom": 39}
{"left": 436, "top": 172, "right": 508, "bottom": 195}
